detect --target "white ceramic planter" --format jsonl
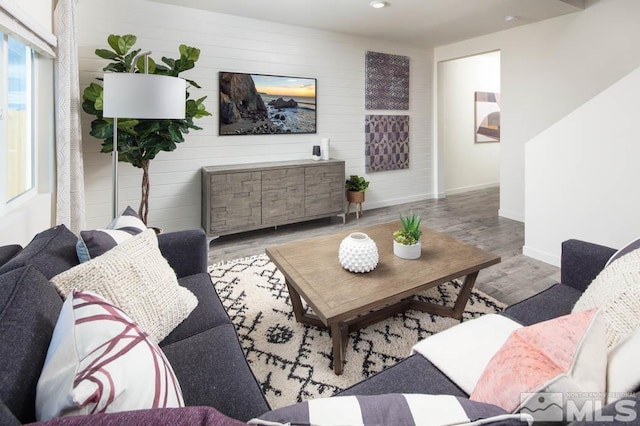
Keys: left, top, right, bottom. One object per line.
{"left": 393, "top": 240, "right": 422, "bottom": 260}
{"left": 338, "top": 232, "right": 379, "bottom": 273}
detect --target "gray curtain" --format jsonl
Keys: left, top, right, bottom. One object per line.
{"left": 54, "top": 0, "right": 85, "bottom": 233}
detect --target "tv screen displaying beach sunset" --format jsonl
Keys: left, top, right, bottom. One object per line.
{"left": 219, "top": 72, "right": 317, "bottom": 136}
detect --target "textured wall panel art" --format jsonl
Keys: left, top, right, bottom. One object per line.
{"left": 365, "top": 51, "right": 410, "bottom": 110}
{"left": 365, "top": 115, "right": 410, "bottom": 173}
{"left": 474, "top": 91, "right": 500, "bottom": 143}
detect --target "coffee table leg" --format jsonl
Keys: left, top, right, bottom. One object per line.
{"left": 331, "top": 322, "right": 348, "bottom": 375}
{"left": 285, "top": 281, "right": 306, "bottom": 323}
{"left": 452, "top": 271, "right": 479, "bottom": 319}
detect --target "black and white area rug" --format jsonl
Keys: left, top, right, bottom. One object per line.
{"left": 208, "top": 254, "right": 506, "bottom": 409}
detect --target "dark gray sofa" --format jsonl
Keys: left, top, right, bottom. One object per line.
{"left": 0, "top": 225, "right": 269, "bottom": 425}
{"left": 337, "top": 239, "right": 640, "bottom": 424}
{"left": 2, "top": 226, "right": 638, "bottom": 424}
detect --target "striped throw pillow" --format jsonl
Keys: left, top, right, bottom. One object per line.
{"left": 36, "top": 290, "right": 184, "bottom": 421}
{"left": 250, "top": 394, "right": 526, "bottom": 426}
{"left": 76, "top": 206, "right": 147, "bottom": 262}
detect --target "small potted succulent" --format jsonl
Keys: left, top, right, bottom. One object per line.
{"left": 393, "top": 211, "right": 423, "bottom": 259}
{"left": 345, "top": 174, "right": 369, "bottom": 204}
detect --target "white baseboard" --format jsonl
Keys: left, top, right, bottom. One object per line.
{"left": 444, "top": 182, "right": 499, "bottom": 196}
{"left": 523, "top": 245, "right": 561, "bottom": 267}
{"left": 363, "top": 193, "right": 435, "bottom": 211}
{"left": 498, "top": 208, "right": 524, "bottom": 223}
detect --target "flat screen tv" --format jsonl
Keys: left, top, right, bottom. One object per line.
{"left": 219, "top": 72, "right": 317, "bottom": 136}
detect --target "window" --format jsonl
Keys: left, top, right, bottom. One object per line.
{"left": 1, "top": 33, "right": 34, "bottom": 202}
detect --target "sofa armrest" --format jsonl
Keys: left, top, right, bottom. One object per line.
{"left": 561, "top": 239, "right": 616, "bottom": 293}
{"left": 158, "top": 229, "right": 208, "bottom": 278}
{"left": 0, "top": 245, "right": 22, "bottom": 267}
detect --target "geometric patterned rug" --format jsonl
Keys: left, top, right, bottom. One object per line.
{"left": 208, "top": 254, "right": 506, "bottom": 409}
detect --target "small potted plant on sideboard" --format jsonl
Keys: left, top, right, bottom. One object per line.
{"left": 345, "top": 174, "right": 369, "bottom": 219}
{"left": 393, "top": 211, "right": 423, "bottom": 259}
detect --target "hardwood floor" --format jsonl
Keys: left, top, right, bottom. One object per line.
{"left": 207, "top": 187, "right": 560, "bottom": 306}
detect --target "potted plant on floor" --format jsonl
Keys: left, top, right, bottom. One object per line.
{"left": 393, "top": 211, "right": 422, "bottom": 259}
{"left": 345, "top": 174, "right": 369, "bottom": 219}
{"left": 82, "top": 34, "right": 211, "bottom": 224}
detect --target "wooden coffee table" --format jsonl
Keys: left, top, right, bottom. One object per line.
{"left": 265, "top": 222, "right": 500, "bottom": 375}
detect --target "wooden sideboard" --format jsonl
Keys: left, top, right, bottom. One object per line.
{"left": 202, "top": 159, "right": 345, "bottom": 237}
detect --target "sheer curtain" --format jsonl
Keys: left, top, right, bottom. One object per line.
{"left": 54, "top": 0, "right": 85, "bottom": 233}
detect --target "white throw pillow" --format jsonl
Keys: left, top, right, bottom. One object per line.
{"left": 572, "top": 247, "right": 640, "bottom": 349}
{"left": 51, "top": 228, "right": 198, "bottom": 343}
{"left": 411, "top": 314, "right": 522, "bottom": 394}
{"left": 607, "top": 326, "right": 640, "bottom": 404}
{"left": 36, "top": 290, "right": 184, "bottom": 421}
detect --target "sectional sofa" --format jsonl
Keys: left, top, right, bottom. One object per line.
{"left": 0, "top": 224, "right": 637, "bottom": 425}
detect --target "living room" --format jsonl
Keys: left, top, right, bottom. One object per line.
{"left": 1, "top": 0, "right": 639, "bottom": 266}
{"left": 1, "top": 0, "right": 639, "bottom": 424}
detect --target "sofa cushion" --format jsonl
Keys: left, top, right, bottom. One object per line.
{"left": 0, "top": 266, "right": 63, "bottom": 424}
{"left": 471, "top": 310, "right": 607, "bottom": 414}
{"left": 76, "top": 206, "right": 147, "bottom": 262}
{"left": 0, "top": 245, "right": 21, "bottom": 267}
{"left": 502, "top": 283, "right": 582, "bottom": 326}
{"left": 0, "top": 225, "right": 79, "bottom": 279}
{"left": 336, "top": 354, "right": 467, "bottom": 398}
{"left": 160, "top": 273, "right": 232, "bottom": 347}
{"left": 250, "top": 394, "right": 523, "bottom": 426}
{"left": 161, "top": 324, "right": 270, "bottom": 422}
{"left": 50, "top": 229, "right": 198, "bottom": 343}
{"left": 572, "top": 246, "right": 640, "bottom": 349}
{"left": 36, "top": 290, "right": 184, "bottom": 421}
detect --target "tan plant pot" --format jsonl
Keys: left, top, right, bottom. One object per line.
{"left": 346, "top": 190, "right": 365, "bottom": 203}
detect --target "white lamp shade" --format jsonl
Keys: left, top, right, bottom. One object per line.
{"left": 102, "top": 73, "right": 186, "bottom": 119}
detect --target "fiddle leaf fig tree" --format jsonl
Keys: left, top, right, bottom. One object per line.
{"left": 82, "top": 34, "right": 211, "bottom": 224}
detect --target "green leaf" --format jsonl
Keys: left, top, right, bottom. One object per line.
{"left": 161, "top": 57, "right": 176, "bottom": 69}
{"left": 135, "top": 56, "right": 157, "bottom": 74}
{"left": 118, "top": 34, "right": 137, "bottom": 55}
{"left": 117, "top": 119, "right": 139, "bottom": 135}
{"left": 185, "top": 78, "right": 201, "bottom": 89}
{"left": 95, "top": 49, "right": 119, "bottom": 60}
{"left": 82, "top": 82, "right": 103, "bottom": 103}
{"left": 107, "top": 34, "right": 121, "bottom": 53}
{"left": 179, "top": 45, "right": 200, "bottom": 62}
{"left": 90, "top": 119, "right": 113, "bottom": 139}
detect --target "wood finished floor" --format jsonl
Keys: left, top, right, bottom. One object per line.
{"left": 207, "top": 187, "right": 560, "bottom": 306}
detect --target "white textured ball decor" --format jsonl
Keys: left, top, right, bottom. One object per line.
{"left": 338, "top": 232, "right": 379, "bottom": 273}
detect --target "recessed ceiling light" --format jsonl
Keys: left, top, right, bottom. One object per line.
{"left": 370, "top": 1, "right": 390, "bottom": 9}
{"left": 504, "top": 15, "right": 519, "bottom": 22}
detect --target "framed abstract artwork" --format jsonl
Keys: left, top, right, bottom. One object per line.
{"left": 365, "top": 115, "right": 410, "bottom": 173}
{"left": 474, "top": 91, "right": 500, "bottom": 143}
{"left": 365, "top": 51, "right": 410, "bottom": 110}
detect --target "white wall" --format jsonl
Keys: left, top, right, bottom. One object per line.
{"left": 76, "top": 0, "right": 433, "bottom": 231}
{"left": 435, "top": 0, "right": 640, "bottom": 263}
{"left": 524, "top": 66, "right": 640, "bottom": 265}
{"left": 438, "top": 51, "right": 500, "bottom": 195}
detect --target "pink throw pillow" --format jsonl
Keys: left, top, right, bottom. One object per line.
{"left": 470, "top": 309, "right": 606, "bottom": 413}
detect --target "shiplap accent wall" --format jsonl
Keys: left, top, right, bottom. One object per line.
{"left": 76, "top": 0, "right": 433, "bottom": 232}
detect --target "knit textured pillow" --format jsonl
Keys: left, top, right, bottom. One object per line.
{"left": 76, "top": 206, "right": 147, "bottom": 262}
{"left": 572, "top": 246, "right": 640, "bottom": 349}
{"left": 470, "top": 309, "right": 606, "bottom": 415}
{"left": 51, "top": 228, "right": 198, "bottom": 343}
{"left": 36, "top": 290, "right": 184, "bottom": 421}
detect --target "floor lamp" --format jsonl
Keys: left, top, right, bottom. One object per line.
{"left": 102, "top": 73, "right": 186, "bottom": 219}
